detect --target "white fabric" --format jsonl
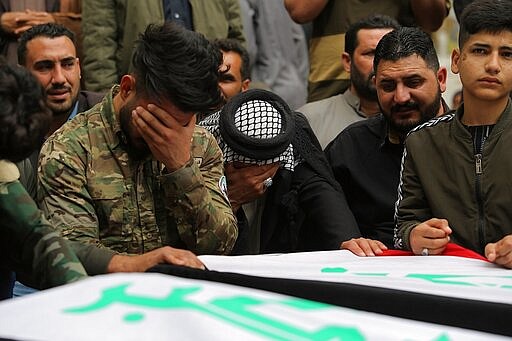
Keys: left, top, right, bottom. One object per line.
{"left": 200, "top": 250, "right": 512, "bottom": 305}
{"left": 0, "top": 273, "right": 505, "bottom": 340}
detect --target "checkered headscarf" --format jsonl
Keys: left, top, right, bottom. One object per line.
{"left": 200, "top": 89, "right": 296, "bottom": 171}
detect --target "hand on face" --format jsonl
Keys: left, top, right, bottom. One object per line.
{"left": 409, "top": 218, "right": 452, "bottom": 255}
{"left": 132, "top": 104, "right": 195, "bottom": 171}
{"left": 340, "top": 237, "right": 388, "bottom": 257}
{"left": 485, "top": 235, "right": 512, "bottom": 268}
{"left": 224, "top": 162, "right": 280, "bottom": 212}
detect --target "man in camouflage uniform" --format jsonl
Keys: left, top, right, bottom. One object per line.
{"left": 38, "top": 23, "right": 237, "bottom": 256}
{"left": 0, "top": 59, "right": 205, "bottom": 298}
{"left": 1, "top": 160, "right": 88, "bottom": 289}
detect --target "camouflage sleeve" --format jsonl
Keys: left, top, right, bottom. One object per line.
{"left": 0, "top": 179, "right": 87, "bottom": 289}
{"left": 159, "top": 128, "right": 237, "bottom": 255}
{"left": 68, "top": 241, "right": 115, "bottom": 275}
{"left": 38, "top": 132, "right": 106, "bottom": 249}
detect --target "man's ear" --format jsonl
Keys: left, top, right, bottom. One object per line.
{"left": 241, "top": 78, "right": 250, "bottom": 92}
{"left": 76, "top": 57, "right": 81, "bottom": 79}
{"left": 437, "top": 66, "right": 448, "bottom": 93}
{"left": 341, "top": 52, "right": 351, "bottom": 73}
{"left": 119, "top": 75, "right": 136, "bottom": 100}
{"left": 451, "top": 48, "right": 461, "bottom": 75}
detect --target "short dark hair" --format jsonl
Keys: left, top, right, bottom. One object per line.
{"left": 0, "top": 61, "right": 51, "bottom": 162}
{"left": 213, "top": 38, "right": 251, "bottom": 81}
{"left": 373, "top": 27, "right": 440, "bottom": 74}
{"left": 458, "top": 0, "right": 512, "bottom": 48}
{"left": 18, "top": 23, "right": 75, "bottom": 66}
{"left": 344, "top": 14, "right": 400, "bottom": 56}
{"left": 132, "top": 22, "right": 223, "bottom": 112}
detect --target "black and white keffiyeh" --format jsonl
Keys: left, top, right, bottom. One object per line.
{"left": 200, "top": 89, "right": 297, "bottom": 171}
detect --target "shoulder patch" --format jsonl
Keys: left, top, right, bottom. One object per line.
{"left": 218, "top": 175, "right": 229, "bottom": 202}
{"left": 0, "top": 160, "right": 20, "bottom": 182}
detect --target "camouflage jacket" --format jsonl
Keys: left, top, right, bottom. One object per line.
{"left": 0, "top": 160, "right": 87, "bottom": 289}
{"left": 39, "top": 87, "right": 237, "bottom": 255}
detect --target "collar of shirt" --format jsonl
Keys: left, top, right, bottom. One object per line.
{"left": 67, "top": 101, "right": 79, "bottom": 121}
{"left": 343, "top": 89, "right": 367, "bottom": 119}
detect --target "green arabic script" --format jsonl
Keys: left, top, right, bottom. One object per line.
{"left": 64, "top": 283, "right": 364, "bottom": 340}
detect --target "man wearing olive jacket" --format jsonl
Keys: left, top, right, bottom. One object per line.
{"left": 82, "top": 0, "right": 246, "bottom": 92}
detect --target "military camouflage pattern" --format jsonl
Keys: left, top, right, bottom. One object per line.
{"left": 0, "top": 177, "right": 87, "bottom": 289}
{"left": 39, "top": 86, "right": 237, "bottom": 255}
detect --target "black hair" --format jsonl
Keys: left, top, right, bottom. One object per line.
{"left": 213, "top": 38, "right": 251, "bottom": 81}
{"left": 344, "top": 14, "right": 400, "bottom": 56}
{"left": 373, "top": 26, "right": 439, "bottom": 73}
{"left": 132, "top": 22, "right": 223, "bottom": 112}
{"left": 458, "top": 0, "right": 512, "bottom": 48}
{"left": 18, "top": 23, "right": 75, "bottom": 66}
{"left": 0, "top": 60, "right": 51, "bottom": 162}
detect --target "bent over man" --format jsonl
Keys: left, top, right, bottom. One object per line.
{"left": 39, "top": 23, "right": 237, "bottom": 256}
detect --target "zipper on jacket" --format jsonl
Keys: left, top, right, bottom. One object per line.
{"left": 475, "top": 154, "right": 482, "bottom": 175}
{"left": 474, "top": 152, "right": 485, "bottom": 251}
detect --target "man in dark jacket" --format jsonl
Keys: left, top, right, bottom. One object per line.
{"left": 326, "top": 26, "right": 449, "bottom": 256}
{"left": 395, "top": 0, "right": 512, "bottom": 268}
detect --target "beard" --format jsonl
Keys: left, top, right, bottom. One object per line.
{"left": 381, "top": 86, "right": 441, "bottom": 136}
{"left": 118, "top": 100, "right": 150, "bottom": 159}
{"left": 351, "top": 62, "right": 377, "bottom": 102}
{"left": 46, "top": 84, "right": 77, "bottom": 117}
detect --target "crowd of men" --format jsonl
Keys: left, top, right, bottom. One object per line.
{"left": 1, "top": 0, "right": 512, "bottom": 301}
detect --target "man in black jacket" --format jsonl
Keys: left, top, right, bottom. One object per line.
{"left": 200, "top": 88, "right": 361, "bottom": 254}
{"left": 326, "top": 26, "right": 449, "bottom": 256}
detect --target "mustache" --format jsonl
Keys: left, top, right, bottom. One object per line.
{"left": 391, "top": 101, "right": 419, "bottom": 113}
{"left": 47, "top": 84, "right": 72, "bottom": 92}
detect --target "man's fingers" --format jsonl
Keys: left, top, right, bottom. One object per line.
{"left": 427, "top": 245, "right": 447, "bottom": 255}
{"left": 341, "top": 240, "right": 365, "bottom": 257}
{"left": 341, "top": 238, "right": 387, "bottom": 257}
{"left": 425, "top": 218, "right": 452, "bottom": 234}
{"left": 146, "top": 104, "right": 177, "bottom": 128}
{"left": 485, "top": 242, "right": 497, "bottom": 261}
{"left": 166, "top": 254, "right": 205, "bottom": 270}
{"left": 161, "top": 248, "right": 205, "bottom": 270}
{"left": 133, "top": 107, "right": 164, "bottom": 142}
{"left": 226, "top": 163, "right": 278, "bottom": 179}
{"left": 422, "top": 227, "right": 450, "bottom": 239}
{"left": 423, "top": 236, "right": 450, "bottom": 251}
{"left": 146, "top": 103, "right": 194, "bottom": 129}
{"left": 262, "top": 163, "right": 280, "bottom": 178}
{"left": 492, "top": 248, "right": 512, "bottom": 268}
{"left": 371, "top": 240, "right": 388, "bottom": 254}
